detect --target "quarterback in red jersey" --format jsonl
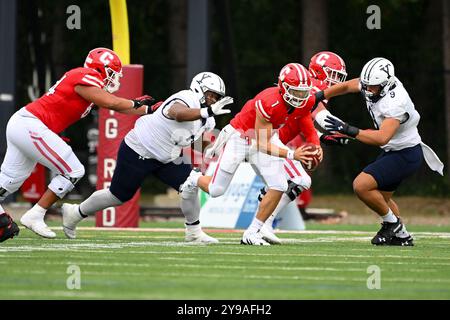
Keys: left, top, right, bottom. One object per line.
{"left": 259, "top": 51, "right": 350, "bottom": 244}
{"left": 0, "top": 48, "right": 155, "bottom": 242}
{"left": 180, "top": 63, "right": 319, "bottom": 245}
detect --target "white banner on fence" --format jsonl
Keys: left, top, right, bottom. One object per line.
{"left": 199, "top": 162, "right": 305, "bottom": 230}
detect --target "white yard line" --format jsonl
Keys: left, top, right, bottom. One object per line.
{"left": 33, "top": 226, "right": 450, "bottom": 238}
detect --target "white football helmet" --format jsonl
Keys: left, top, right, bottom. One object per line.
{"left": 360, "top": 57, "right": 396, "bottom": 102}
{"left": 190, "top": 72, "right": 226, "bottom": 104}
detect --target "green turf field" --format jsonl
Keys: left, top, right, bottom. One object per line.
{"left": 1, "top": 222, "right": 450, "bottom": 300}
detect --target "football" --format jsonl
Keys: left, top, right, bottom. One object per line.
{"left": 301, "top": 143, "right": 321, "bottom": 171}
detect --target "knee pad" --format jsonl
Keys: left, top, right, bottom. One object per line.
{"left": 209, "top": 183, "right": 226, "bottom": 198}
{"left": 0, "top": 171, "right": 28, "bottom": 196}
{"left": 0, "top": 187, "right": 11, "bottom": 202}
{"left": 180, "top": 187, "right": 198, "bottom": 200}
{"left": 286, "top": 180, "right": 304, "bottom": 201}
{"left": 290, "top": 174, "right": 312, "bottom": 192}
{"left": 257, "top": 187, "right": 268, "bottom": 202}
{"left": 48, "top": 166, "right": 85, "bottom": 199}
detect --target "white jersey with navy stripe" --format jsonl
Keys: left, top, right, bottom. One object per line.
{"left": 365, "top": 77, "right": 422, "bottom": 151}
{"left": 127, "top": 90, "right": 205, "bottom": 163}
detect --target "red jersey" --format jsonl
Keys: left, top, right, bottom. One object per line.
{"left": 278, "top": 78, "right": 326, "bottom": 146}
{"left": 230, "top": 87, "right": 295, "bottom": 134}
{"left": 26, "top": 67, "right": 105, "bottom": 133}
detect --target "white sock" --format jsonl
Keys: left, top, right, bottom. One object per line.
{"left": 247, "top": 218, "right": 264, "bottom": 233}
{"left": 381, "top": 209, "right": 398, "bottom": 223}
{"left": 185, "top": 224, "right": 201, "bottom": 234}
{"left": 193, "top": 174, "right": 201, "bottom": 187}
{"left": 265, "top": 214, "right": 276, "bottom": 228}
{"left": 79, "top": 189, "right": 123, "bottom": 215}
{"left": 31, "top": 204, "right": 47, "bottom": 218}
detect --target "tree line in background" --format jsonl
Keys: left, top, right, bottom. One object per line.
{"left": 15, "top": 0, "right": 449, "bottom": 196}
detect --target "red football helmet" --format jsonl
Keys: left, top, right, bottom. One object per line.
{"left": 84, "top": 48, "right": 123, "bottom": 93}
{"left": 309, "top": 51, "right": 347, "bottom": 87}
{"left": 278, "top": 63, "right": 312, "bottom": 108}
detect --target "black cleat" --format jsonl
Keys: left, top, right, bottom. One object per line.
{"left": 0, "top": 213, "right": 20, "bottom": 243}
{"left": 390, "top": 235, "right": 414, "bottom": 246}
{"left": 371, "top": 219, "right": 403, "bottom": 245}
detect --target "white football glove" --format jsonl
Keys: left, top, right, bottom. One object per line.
{"left": 211, "top": 96, "right": 233, "bottom": 115}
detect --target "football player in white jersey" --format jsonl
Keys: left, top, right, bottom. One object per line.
{"left": 314, "top": 57, "right": 444, "bottom": 246}
{"left": 61, "top": 72, "right": 233, "bottom": 243}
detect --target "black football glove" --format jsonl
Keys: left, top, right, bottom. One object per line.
{"left": 324, "top": 115, "right": 360, "bottom": 138}
{"left": 320, "top": 132, "right": 350, "bottom": 146}
{"left": 132, "top": 95, "right": 156, "bottom": 110}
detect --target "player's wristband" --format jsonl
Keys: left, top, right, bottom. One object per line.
{"left": 287, "top": 149, "right": 295, "bottom": 160}
{"left": 316, "top": 90, "right": 325, "bottom": 102}
{"left": 200, "top": 107, "right": 213, "bottom": 118}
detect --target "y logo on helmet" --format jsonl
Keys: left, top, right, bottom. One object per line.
{"left": 197, "top": 73, "right": 212, "bottom": 85}
{"left": 99, "top": 52, "right": 114, "bottom": 66}
{"left": 380, "top": 64, "right": 392, "bottom": 78}
{"left": 316, "top": 53, "right": 330, "bottom": 66}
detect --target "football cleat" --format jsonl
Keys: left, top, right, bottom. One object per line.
{"left": 185, "top": 225, "right": 219, "bottom": 244}
{"left": 371, "top": 218, "right": 403, "bottom": 246}
{"left": 20, "top": 210, "right": 56, "bottom": 239}
{"left": 240, "top": 230, "right": 270, "bottom": 246}
{"left": 0, "top": 213, "right": 20, "bottom": 243}
{"left": 62, "top": 203, "right": 85, "bottom": 239}
{"left": 260, "top": 223, "right": 282, "bottom": 245}
{"left": 390, "top": 235, "right": 414, "bottom": 246}
{"left": 179, "top": 169, "right": 202, "bottom": 193}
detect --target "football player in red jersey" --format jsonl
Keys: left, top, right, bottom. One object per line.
{"left": 180, "top": 63, "right": 319, "bottom": 245}
{"left": 0, "top": 48, "right": 155, "bottom": 241}
{"left": 258, "top": 52, "right": 350, "bottom": 244}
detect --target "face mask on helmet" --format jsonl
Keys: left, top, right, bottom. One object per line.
{"left": 282, "top": 82, "right": 311, "bottom": 108}
{"left": 104, "top": 67, "right": 123, "bottom": 93}
{"left": 360, "top": 82, "right": 382, "bottom": 102}
{"left": 324, "top": 67, "right": 347, "bottom": 86}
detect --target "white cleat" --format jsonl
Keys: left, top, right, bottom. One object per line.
{"left": 62, "top": 203, "right": 84, "bottom": 239}
{"left": 260, "top": 223, "right": 282, "bottom": 245}
{"left": 185, "top": 225, "right": 219, "bottom": 244}
{"left": 240, "top": 230, "right": 270, "bottom": 246}
{"left": 20, "top": 210, "right": 56, "bottom": 239}
{"left": 179, "top": 169, "right": 202, "bottom": 193}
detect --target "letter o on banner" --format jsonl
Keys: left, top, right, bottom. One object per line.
{"left": 95, "top": 65, "right": 143, "bottom": 227}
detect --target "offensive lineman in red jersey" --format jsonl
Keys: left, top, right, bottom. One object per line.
{"left": 0, "top": 48, "right": 155, "bottom": 242}
{"left": 258, "top": 51, "right": 350, "bottom": 244}
{"left": 180, "top": 63, "right": 320, "bottom": 245}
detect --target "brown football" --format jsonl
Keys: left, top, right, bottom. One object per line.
{"left": 302, "top": 143, "right": 321, "bottom": 171}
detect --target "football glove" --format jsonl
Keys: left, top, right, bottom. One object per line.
{"left": 320, "top": 132, "right": 350, "bottom": 146}
{"left": 202, "top": 96, "right": 234, "bottom": 118}
{"left": 132, "top": 95, "right": 156, "bottom": 110}
{"left": 324, "top": 115, "right": 360, "bottom": 138}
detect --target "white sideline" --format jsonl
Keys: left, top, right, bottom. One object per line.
{"left": 35, "top": 226, "right": 450, "bottom": 237}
